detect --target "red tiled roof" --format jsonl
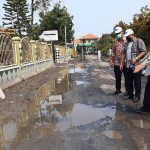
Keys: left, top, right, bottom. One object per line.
{"left": 71, "top": 39, "right": 81, "bottom": 43}
{"left": 74, "top": 39, "right": 81, "bottom": 43}
{"left": 0, "top": 28, "right": 15, "bottom": 35}
{"left": 80, "top": 33, "right": 99, "bottom": 40}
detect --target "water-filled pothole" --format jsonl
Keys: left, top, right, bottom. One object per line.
{"left": 23, "top": 102, "right": 116, "bottom": 132}
{"left": 102, "top": 130, "right": 122, "bottom": 139}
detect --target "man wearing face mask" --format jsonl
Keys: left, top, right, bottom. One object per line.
{"left": 133, "top": 19, "right": 150, "bottom": 113}
{"left": 110, "top": 27, "right": 128, "bottom": 95}
{"left": 120, "top": 29, "right": 147, "bottom": 102}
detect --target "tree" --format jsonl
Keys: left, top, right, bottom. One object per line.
{"left": 39, "top": 2, "right": 74, "bottom": 45}
{"left": 27, "top": 23, "right": 40, "bottom": 40}
{"left": 30, "top": 0, "right": 51, "bottom": 25}
{"left": 140, "top": 5, "right": 150, "bottom": 19}
{"left": 111, "top": 21, "right": 129, "bottom": 38}
{"left": 129, "top": 6, "right": 150, "bottom": 50}
{"left": 2, "top": 0, "right": 16, "bottom": 35}
{"left": 111, "top": 5, "right": 150, "bottom": 50}
{"left": 3, "top": 0, "right": 31, "bottom": 37}
{"left": 94, "top": 34, "right": 114, "bottom": 53}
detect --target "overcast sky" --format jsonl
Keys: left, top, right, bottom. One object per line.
{"left": 0, "top": 0, "right": 150, "bottom": 39}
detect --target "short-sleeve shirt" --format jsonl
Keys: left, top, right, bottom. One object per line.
{"left": 123, "top": 37, "right": 147, "bottom": 68}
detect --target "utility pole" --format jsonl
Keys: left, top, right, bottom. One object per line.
{"left": 63, "top": 0, "right": 67, "bottom": 57}
{"left": 65, "top": 25, "right": 67, "bottom": 51}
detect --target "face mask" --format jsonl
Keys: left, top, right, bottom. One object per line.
{"left": 126, "top": 36, "right": 132, "bottom": 42}
{"left": 116, "top": 34, "right": 122, "bottom": 39}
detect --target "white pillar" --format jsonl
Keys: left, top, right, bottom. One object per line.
{"left": 98, "top": 50, "right": 101, "bottom": 60}
{"left": 109, "top": 49, "right": 112, "bottom": 56}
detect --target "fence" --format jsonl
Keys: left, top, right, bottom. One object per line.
{"left": 54, "top": 45, "right": 72, "bottom": 62}
{"left": 0, "top": 32, "right": 74, "bottom": 89}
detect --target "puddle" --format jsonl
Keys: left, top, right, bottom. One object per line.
{"left": 94, "top": 69, "right": 101, "bottom": 72}
{"left": 69, "top": 68, "right": 85, "bottom": 73}
{"left": 102, "top": 130, "right": 122, "bottom": 140}
{"left": 2, "top": 63, "right": 150, "bottom": 149}
{"left": 75, "top": 81, "right": 85, "bottom": 85}
{"left": 105, "top": 67, "right": 114, "bottom": 72}
{"left": 69, "top": 63, "right": 87, "bottom": 74}
{"left": 0, "top": 103, "right": 116, "bottom": 149}
{"left": 54, "top": 104, "right": 116, "bottom": 131}
{"left": 0, "top": 67, "right": 117, "bottom": 149}
{"left": 22, "top": 102, "right": 116, "bottom": 133}
{"left": 49, "top": 95, "right": 62, "bottom": 104}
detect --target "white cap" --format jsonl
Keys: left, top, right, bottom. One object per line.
{"left": 114, "top": 27, "right": 122, "bottom": 34}
{"left": 124, "top": 29, "right": 134, "bottom": 37}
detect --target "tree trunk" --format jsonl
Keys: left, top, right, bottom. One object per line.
{"left": 31, "top": 0, "right": 34, "bottom": 25}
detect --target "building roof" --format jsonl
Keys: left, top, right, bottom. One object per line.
{"left": 0, "top": 28, "right": 15, "bottom": 35}
{"left": 80, "top": 33, "right": 99, "bottom": 40}
{"left": 0, "top": 28, "right": 14, "bottom": 31}
{"left": 71, "top": 39, "right": 81, "bottom": 43}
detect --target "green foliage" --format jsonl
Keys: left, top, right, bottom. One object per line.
{"left": 46, "top": 66, "right": 54, "bottom": 71}
{"left": 2, "top": 0, "right": 16, "bottom": 27}
{"left": 39, "top": 2, "right": 74, "bottom": 45}
{"left": 140, "top": 5, "right": 150, "bottom": 19}
{"left": 101, "top": 46, "right": 109, "bottom": 55}
{"left": 34, "top": 0, "right": 51, "bottom": 14}
{"left": 2, "top": 0, "right": 31, "bottom": 37}
{"left": 112, "top": 5, "right": 150, "bottom": 50}
{"left": 27, "top": 23, "right": 40, "bottom": 40}
{"left": 30, "top": 0, "right": 51, "bottom": 25}
{"left": 76, "top": 45, "right": 82, "bottom": 53}
{"left": 94, "top": 35, "right": 114, "bottom": 52}
{"left": 129, "top": 14, "right": 150, "bottom": 48}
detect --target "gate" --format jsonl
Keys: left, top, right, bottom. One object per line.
{"left": 0, "top": 32, "right": 20, "bottom": 88}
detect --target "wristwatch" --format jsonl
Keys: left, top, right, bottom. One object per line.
{"left": 135, "top": 57, "right": 139, "bottom": 61}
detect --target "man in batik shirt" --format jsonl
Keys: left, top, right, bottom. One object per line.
{"left": 110, "top": 27, "right": 128, "bottom": 95}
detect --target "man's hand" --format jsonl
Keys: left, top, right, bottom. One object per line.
{"left": 133, "top": 64, "right": 143, "bottom": 73}
{"left": 131, "top": 58, "right": 136, "bottom": 64}
{"left": 120, "top": 64, "right": 123, "bottom": 71}
{"left": 110, "top": 62, "right": 114, "bottom": 68}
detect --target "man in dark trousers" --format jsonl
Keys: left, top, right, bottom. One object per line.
{"left": 110, "top": 27, "right": 128, "bottom": 95}
{"left": 134, "top": 19, "right": 150, "bottom": 113}
{"left": 120, "top": 29, "right": 147, "bottom": 102}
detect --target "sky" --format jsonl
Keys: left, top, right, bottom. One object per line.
{"left": 0, "top": 0, "right": 150, "bottom": 39}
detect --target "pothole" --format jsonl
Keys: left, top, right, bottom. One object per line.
{"left": 102, "top": 130, "right": 122, "bottom": 140}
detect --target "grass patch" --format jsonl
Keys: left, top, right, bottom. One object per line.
{"left": 46, "top": 66, "right": 54, "bottom": 71}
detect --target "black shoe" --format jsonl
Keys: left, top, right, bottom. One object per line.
{"left": 124, "top": 91, "right": 128, "bottom": 96}
{"left": 133, "top": 96, "right": 140, "bottom": 102}
{"left": 113, "top": 90, "right": 121, "bottom": 95}
{"left": 123, "top": 94, "right": 134, "bottom": 100}
{"left": 135, "top": 106, "right": 150, "bottom": 114}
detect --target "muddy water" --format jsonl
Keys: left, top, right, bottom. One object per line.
{"left": 102, "top": 130, "right": 122, "bottom": 139}
{"left": 1, "top": 64, "right": 150, "bottom": 150}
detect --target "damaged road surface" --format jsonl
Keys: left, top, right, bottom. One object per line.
{"left": 1, "top": 55, "right": 150, "bottom": 150}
